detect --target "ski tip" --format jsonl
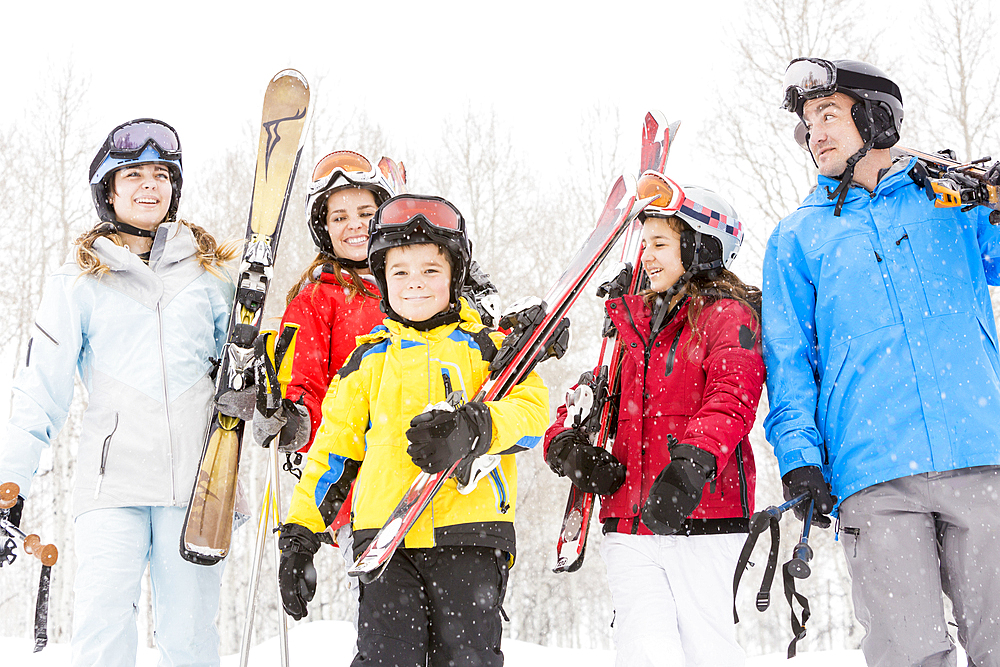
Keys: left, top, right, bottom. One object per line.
{"left": 271, "top": 68, "right": 309, "bottom": 88}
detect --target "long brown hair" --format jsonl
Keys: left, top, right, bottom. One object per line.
{"left": 285, "top": 253, "right": 378, "bottom": 305}
{"left": 643, "top": 215, "right": 761, "bottom": 343}
{"left": 75, "top": 220, "right": 240, "bottom": 278}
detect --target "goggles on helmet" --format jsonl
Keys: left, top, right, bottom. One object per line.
{"left": 372, "top": 195, "right": 465, "bottom": 240}
{"left": 781, "top": 58, "right": 838, "bottom": 113}
{"left": 308, "top": 150, "right": 384, "bottom": 197}
{"left": 108, "top": 119, "right": 181, "bottom": 159}
{"left": 637, "top": 171, "right": 684, "bottom": 213}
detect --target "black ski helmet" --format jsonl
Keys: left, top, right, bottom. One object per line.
{"left": 306, "top": 150, "right": 397, "bottom": 266}
{"left": 89, "top": 118, "right": 183, "bottom": 224}
{"left": 368, "top": 194, "right": 471, "bottom": 325}
{"left": 783, "top": 58, "right": 903, "bottom": 151}
{"left": 781, "top": 58, "right": 904, "bottom": 214}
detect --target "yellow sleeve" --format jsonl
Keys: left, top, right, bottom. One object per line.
{"left": 481, "top": 330, "right": 550, "bottom": 455}
{"left": 284, "top": 354, "right": 371, "bottom": 532}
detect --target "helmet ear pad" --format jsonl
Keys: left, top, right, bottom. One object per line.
{"left": 679, "top": 228, "right": 723, "bottom": 274}
{"left": 850, "top": 101, "right": 899, "bottom": 150}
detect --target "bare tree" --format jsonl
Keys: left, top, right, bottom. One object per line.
{"left": 701, "top": 0, "right": 880, "bottom": 275}
{"left": 0, "top": 64, "right": 94, "bottom": 645}
{"left": 904, "top": 0, "right": 1000, "bottom": 161}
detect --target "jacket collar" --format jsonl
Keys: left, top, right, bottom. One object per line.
{"left": 805, "top": 156, "right": 918, "bottom": 209}
{"left": 91, "top": 222, "right": 197, "bottom": 273}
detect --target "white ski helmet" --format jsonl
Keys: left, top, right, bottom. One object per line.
{"left": 637, "top": 171, "right": 744, "bottom": 272}
{"left": 306, "top": 150, "right": 397, "bottom": 261}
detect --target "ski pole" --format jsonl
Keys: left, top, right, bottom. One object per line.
{"left": 269, "top": 437, "right": 290, "bottom": 667}
{"left": 239, "top": 460, "right": 274, "bottom": 667}
{"left": 0, "top": 483, "right": 58, "bottom": 567}
{"left": 786, "top": 498, "right": 815, "bottom": 579}
{"left": 1, "top": 482, "right": 59, "bottom": 652}
{"left": 782, "top": 498, "right": 815, "bottom": 658}
{"left": 733, "top": 493, "right": 807, "bottom": 621}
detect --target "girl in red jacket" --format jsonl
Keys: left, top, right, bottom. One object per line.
{"left": 544, "top": 176, "right": 764, "bottom": 666}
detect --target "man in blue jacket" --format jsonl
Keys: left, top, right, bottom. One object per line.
{"left": 763, "top": 58, "right": 1000, "bottom": 666}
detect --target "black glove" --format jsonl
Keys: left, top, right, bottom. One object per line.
{"left": 277, "top": 523, "right": 321, "bottom": 620}
{"left": 782, "top": 466, "right": 837, "bottom": 528}
{"left": 545, "top": 429, "right": 625, "bottom": 496}
{"left": 642, "top": 442, "right": 716, "bottom": 536}
{"left": 406, "top": 402, "right": 492, "bottom": 474}
{"left": 0, "top": 494, "right": 24, "bottom": 567}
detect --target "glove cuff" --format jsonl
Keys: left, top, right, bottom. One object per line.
{"left": 461, "top": 402, "right": 493, "bottom": 457}
{"left": 278, "top": 523, "right": 321, "bottom": 555}
{"left": 670, "top": 443, "right": 716, "bottom": 477}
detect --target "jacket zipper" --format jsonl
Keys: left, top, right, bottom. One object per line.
{"left": 94, "top": 413, "right": 120, "bottom": 499}
{"left": 155, "top": 302, "right": 176, "bottom": 503}
{"left": 735, "top": 440, "right": 749, "bottom": 518}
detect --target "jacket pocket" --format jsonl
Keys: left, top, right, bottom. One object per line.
{"left": 94, "top": 413, "right": 120, "bottom": 500}
{"left": 903, "top": 217, "right": 972, "bottom": 317}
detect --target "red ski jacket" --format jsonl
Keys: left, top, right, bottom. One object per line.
{"left": 546, "top": 294, "right": 764, "bottom": 535}
{"left": 279, "top": 268, "right": 384, "bottom": 451}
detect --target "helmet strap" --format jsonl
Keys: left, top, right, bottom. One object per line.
{"left": 112, "top": 221, "right": 158, "bottom": 238}
{"left": 826, "top": 102, "right": 877, "bottom": 217}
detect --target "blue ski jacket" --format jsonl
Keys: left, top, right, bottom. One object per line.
{"left": 0, "top": 223, "right": 234, "bottom": 517}
{"left": 763, "top": 158, "right": 1000, "bottom": 507}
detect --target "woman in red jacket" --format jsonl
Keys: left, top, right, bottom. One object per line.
{"left": 544, "top": 176, "right": 764, "bottom": 666}
{"left": 276, "top": 151, "right": 398, "bottom": 458}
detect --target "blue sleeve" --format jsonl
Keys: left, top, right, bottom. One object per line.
{"left": 761, "top": 224, "right": 826, "bottom": 477}
{"left": 0, "top": 272, "right": 84, "bottom": 497}
{"left": 975, "top": 205, "right": 1000, "bottom": 285}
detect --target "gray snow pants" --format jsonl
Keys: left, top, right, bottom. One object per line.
{"left": 838, "top": 466, "right": 1000, "bottom": 667}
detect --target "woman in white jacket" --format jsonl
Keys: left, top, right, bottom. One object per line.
{"left": 0, "top": 119, "right": 237, "bottom": 667}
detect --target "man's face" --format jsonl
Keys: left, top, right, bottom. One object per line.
{"left": 802, "top": 92, "right": 864, "bottom": 178}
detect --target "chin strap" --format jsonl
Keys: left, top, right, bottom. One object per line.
{"left": 327, "top": 254, "right": 368, "bottom": 270}
{"left": 111, "top": 221, "right": 159, "bottom": 238}
{"left": 825, "top": 102, "right": 878, "bottom": 217}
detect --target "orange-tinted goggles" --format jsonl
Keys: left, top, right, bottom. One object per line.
{"left": 636, "top": 171, "right": 684, "bottom": 212}
{"left": 311, "top": 150, "right": 375, "bottom": 182}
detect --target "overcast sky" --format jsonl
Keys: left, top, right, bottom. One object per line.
{"left": 2, "top": 0, "right": 771, "bottom": 188}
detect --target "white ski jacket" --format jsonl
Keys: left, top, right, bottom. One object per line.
{"left": 0, "top": 222, "right": 234, "bottom": 517}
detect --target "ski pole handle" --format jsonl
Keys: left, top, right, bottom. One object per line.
{"left": 0, "top": 483, "right": 59, "bottom": 567}
{"left": 786, "top": 499, "right": 814, "bottom": 579}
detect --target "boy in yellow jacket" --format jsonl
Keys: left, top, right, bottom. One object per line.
{"left": 279, "top": 194, "right": 549, "bottom": 666}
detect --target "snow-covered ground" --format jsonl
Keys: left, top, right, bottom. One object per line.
{"left": 4, "top": 620, "right": 887, "bottom": 666}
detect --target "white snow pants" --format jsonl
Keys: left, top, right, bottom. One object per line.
{"left": 600, "top": 531, "right": 745, "bottom": 667}
{"left": 838, "top": 467, "right": 1000, "bottom": 667}
{"left": 71, "top": 506, "right": 225, "bottom": 667}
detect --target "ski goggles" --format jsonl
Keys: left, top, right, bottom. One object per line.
{"left": 781, "top": 58, "right": 838, "bottom": 112}
{"left": 107, "top": 119, "right": 181, "bottom": 159}
{"left": 372, "top": 195, "right": 465, "bottom": 240}
{"left": 636, "top": 171, "right": 684, "bottom": 213}
{"left": 311, "top": 150, "right": 377, "bottom": 183}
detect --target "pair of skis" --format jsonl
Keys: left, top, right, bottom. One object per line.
{"left": 553, "top": 111, "right": 680, "bottom": 573}
{"left": 894, "top": 146, "right": 999, "bottom": 223}
{"left": 181, "top": 70, "right": 311, "bottom": 566}
{"left": 346, "top": 173, "right": 656, "bottom": 583}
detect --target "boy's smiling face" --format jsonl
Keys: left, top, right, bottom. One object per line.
{"left": 385, "top": 243, "right": 453, "bottom": 323}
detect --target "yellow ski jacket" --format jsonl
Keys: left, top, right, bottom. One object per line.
{"left": 285, "top": 302, "right": 549, "bottom": 560}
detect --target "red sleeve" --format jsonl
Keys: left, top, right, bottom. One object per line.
{"left": 280, "top": 284, "right": 337, "bottom": 451}
{"left": 543, "top": 402, "right": 571, "bottom": 460}
{"left": 682, "top": 300, "right": 765, "bottom": 470}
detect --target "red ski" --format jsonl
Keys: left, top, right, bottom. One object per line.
{"left": 348, "top": 173, "right": 653, "bottom": 583}
{"left": 554, "top": 111, "right": 680, "bottom": 573}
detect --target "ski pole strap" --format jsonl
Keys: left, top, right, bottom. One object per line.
{"left": 33, "top": 564, "right": 52, "bottom": 652}
{"left": 782, "top": 560, "right": 811, "bottom": 659}
{"left": 732, "top": 507, "right": 781, "bottom": 623}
